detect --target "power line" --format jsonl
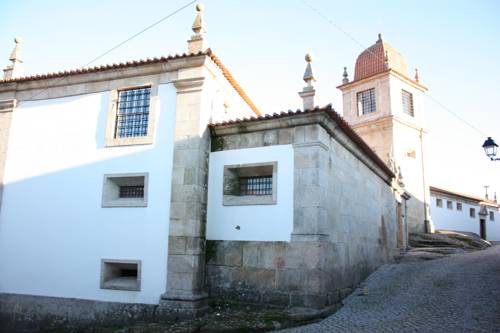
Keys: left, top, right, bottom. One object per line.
{"left": 82, "top": 0, "right": 197, "bottom": 68}
{"left": 300, "top": 0, "right": 487, "bottom": 138}
{"left": 29, "top": 0, "right": 197, "bottom": 100}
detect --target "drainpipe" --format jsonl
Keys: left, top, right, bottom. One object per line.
{"left": 419, "top": 128, "right": 430, "bottom": 233}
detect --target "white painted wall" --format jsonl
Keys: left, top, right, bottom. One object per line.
{"left": 0, "top": 84, "right": 177, "bottom": 304}
{"left": 207, "top": 145, "right": 294, "bottom": 241}
{"left": 430, "top": 193, "right": 500, "bottom": 241}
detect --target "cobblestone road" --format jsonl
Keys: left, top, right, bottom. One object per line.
{"left": 281, "top": 245, "right": 500, "bottom": 333}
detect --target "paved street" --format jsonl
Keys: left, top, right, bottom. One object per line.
{"left": 281, "top": 245, "right": 500, "bottom": 333}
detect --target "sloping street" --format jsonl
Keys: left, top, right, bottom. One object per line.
{"left": 281, "top": 245, "right": 500, "bottom": 333}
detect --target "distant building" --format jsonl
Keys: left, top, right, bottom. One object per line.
{"left": 430, "top": 186, "right": 500, "bottom": 241}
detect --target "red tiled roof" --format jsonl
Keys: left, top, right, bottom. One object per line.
{"left": 0, "top": 49, "right": 261, "bottom": 116}
{"left": 354, "top": 38, "right": 408, "bottom": 82}
{"left": 430, "top": 186, "right": 499, "bottom": 207}
{"left": 210, "top": 104, "right": 394, "bottom": 178}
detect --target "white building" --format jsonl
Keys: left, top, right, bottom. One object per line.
{"left": 0, "top": 4, "right": 413, "bottom": 327}
{"left": 430, "top": 186, "right": 500, "bottom": 241}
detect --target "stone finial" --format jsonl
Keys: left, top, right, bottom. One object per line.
{"left": 384, "top": 50, "right": 389, "bottom": 70}
{"left": 187, "top": 3, "right": 208, "bottom": 53}
{"left": 414, "top": 68, "right": 420, "bottom": 82}
{"left": 342, "top": 66, "right": 349, "bottom": 84}
{"left": 3, "top": 37, "right": 24, "bottom": 80}
{"left": 377, "top": 33, "right": 383, "bottom": 43}
{"left": 303, "top": 53, "right": 315, "bottom": 86}
{"left": 298, "top": 53, "right": 316, "bottom": 110}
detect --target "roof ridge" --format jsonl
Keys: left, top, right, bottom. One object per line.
{"left": 0, "top": 50, "right": 208, "bottom": 83}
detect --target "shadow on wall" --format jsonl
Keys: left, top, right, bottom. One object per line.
{"left": 0, "top": 89, "right": 202, "bottom": 305}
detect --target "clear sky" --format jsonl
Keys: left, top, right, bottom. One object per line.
{"left": 1, "top": 0, "right": 499, "bottom": 199}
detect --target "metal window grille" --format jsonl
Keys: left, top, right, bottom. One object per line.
{"left": 402, "top": 90, "right": 414, "bottom": 116}
{"left": 357, "top": 88, "right": 376, "bottom": 114}
{"left": 239, "top": 176, "right": 273, "bottom": 196}
{"left": 456, "top": 202, "right": 462, "bottom": 211}
{"left": 115, "top": 87, "right": 151, "bottom": 138}
{"left": 119, "top": 185, "right": 144, "bottom": 198}
{"left": 470, "top": 208, "right": 476, "bottom": 218}
{"left": 436, "top": 198, "right": 442, "bottom": 207}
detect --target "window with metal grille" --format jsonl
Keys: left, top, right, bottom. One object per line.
{"left": 402, "top": 90, "right": 414, "bottom": 116}
{"left": 490, "top": 211, "right": 495, "bottom": 221}
{"left": 470, "top": 208, "right": 476, "bottom": 218}
{"left": 456, "top": 202, "right": 462, "bottom": 211}
{"left": 239, "top": 176, "right": 273, "bottom": 196}
{"left": 115, "top": 87, "right": 151, "bottom": 138}
{"left": 357, "top": 88, "right": 376, "bottom": 115}
{"left": 119, "top": 185, "right": 144, "bottom": 198}
{"left": 436, "top": 198, "right": 442, "bottom": 207}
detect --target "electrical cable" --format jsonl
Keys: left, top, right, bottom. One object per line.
{"left": 301, "top": 0, "right": 488, "bottom": 138}
{"left": 29, "top": 0, "right": 197, "bottom": 100}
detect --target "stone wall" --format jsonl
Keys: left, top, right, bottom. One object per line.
{"left": 0, "top": 99, "right": 14, "bottom": 212}
{"left": 207, "top": 113, "right": 400, "bottom": 310}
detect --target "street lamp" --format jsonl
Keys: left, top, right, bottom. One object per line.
{"left": 482, "top": 137, "right": 499, "bottom": 161}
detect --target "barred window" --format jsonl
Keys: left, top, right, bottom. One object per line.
{"left": 470, "top": 208, "right": 476, "bottom": 218}
{"left": 115, "top": 87, "right": 151, "bottom": 138}
{"left": 436, "top": 198, "right": 442, "bottom": 207}
{"left": 357, "top": 88, "right": 376, "bottom": 115}
{"left": 239, "top": 176, "right": 273, "bottom": 196}
{"left": 119, "top": 185, "right": 144, "bottom": 198}
{"left": 402, "top": 90, "right": 414, "bottom": 116}
{"left": 490, "top": 211, "right": 495, "bottom": 221}
{"left": 223, "top": 162, "right": 277, "bottom": 206}
{"left": 456, "top": 202, "right": 462, "bottom": 211}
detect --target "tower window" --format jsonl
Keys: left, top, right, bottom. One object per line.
{"left": 357, "top": 88, "right": 376, "bottom": 115}
{"left": 402, "top": 90, "right": 414, "bottom": 116}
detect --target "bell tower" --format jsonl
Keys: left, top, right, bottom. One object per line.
{"left": 338, "top": 34, "right": 432, "bottom": 233}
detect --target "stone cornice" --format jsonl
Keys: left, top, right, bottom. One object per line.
{"left": 337, "top": 69, "right": 428, "bottom": 92}
{"left": 210, "top": 108, "right": 394, "bottom": 184}
{"left": 350, "top": 114, "right": 428, "bottom": 133}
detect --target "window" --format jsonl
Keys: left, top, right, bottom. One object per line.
{"left": 490, "top": 211, "right": 495, "bottom": 221}
{"left": 402, "top": 90, "right": 414, "bottom": 116}
{"left": 436, "top": 198, "right": 442, "bottom": 208}
{"left": 102, "top": 173, "right": 148, "bottom": 207}
{"left": 105, "top": 85, "right": 157, "bottom": 147}
{"left": 223, "top": 162, "right": 277, "bottom": 206}
{"left": 100, "top": 259, "right": 141, "bottom": 291}
{"left": 456, "top": 202, "right": 462, "bottom": 211}
{"left": 470, "top": 208, "right": 476, "bottom": 218}
{"left": 357, "top": 88, "right": 376, "bottom": 115}
{"left": 447, "top": 201, "right": 453, "bottom": 210}
{"left": 115, "top": 87, "right": 151, "bottom": 138}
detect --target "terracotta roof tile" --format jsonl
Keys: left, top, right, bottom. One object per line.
{"left": 354, "top": 38, "right": 408, "bottom": 82}
{"left": 430, "top": 186, "right": 499, "bottom": 207}
{"left": 210, "top": 104, "right": 394, "bottom": 178}
{"left": 0, "top": 49, "right": 261, "bottom": 116}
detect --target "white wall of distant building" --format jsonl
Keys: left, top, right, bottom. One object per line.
{"left": 430, "top": 192, "right": 500, "bottom": 241}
